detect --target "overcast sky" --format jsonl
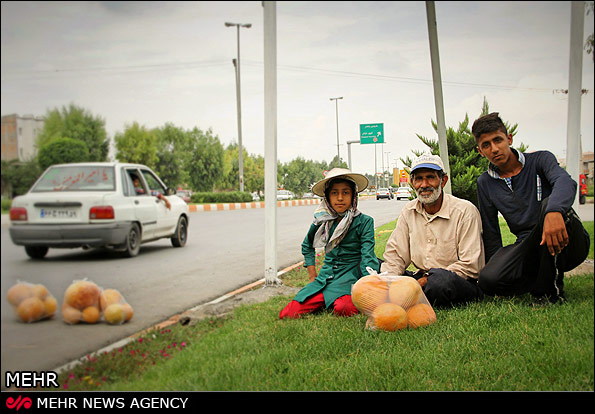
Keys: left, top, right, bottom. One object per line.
{"left": 2, "top": 1, "right": 594, "bottom": 176}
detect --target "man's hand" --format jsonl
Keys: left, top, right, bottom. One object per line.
{"left": 307, "top": 265, "right": 317, "bottom": 282}
{"left": 540, "top": 212, "right": 569, "bottom": 256}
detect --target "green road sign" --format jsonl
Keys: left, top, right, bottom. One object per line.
{"left": 360, "top": 123, "right": 384, "bottom": 144}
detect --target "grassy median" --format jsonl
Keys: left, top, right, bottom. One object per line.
{"left": 55, "top": 219, "right": 594, "bottom": 391}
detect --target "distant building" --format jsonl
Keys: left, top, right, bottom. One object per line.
{"left": 558, "top": 151, "right": 594, "bottom": 182}
{"left": 1, "top": 114, "right": 45, "bottom": 162}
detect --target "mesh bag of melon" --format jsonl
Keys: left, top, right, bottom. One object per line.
{"left": 61, "top": 279, "right": 134, "bottom": 325}
{"left": 7, "top": 281, "right": 58, "bottom": 323}
{"left": 351, "top": 274, "right": 436, "bottom": 331}
{"left": 99, "top": 288, "right": 134, "bottom": 325}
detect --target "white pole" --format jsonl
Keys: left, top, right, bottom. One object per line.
{"left": 566, "top": 1, "right": 584, "bottom": 210}
{"left": 425, "top": 1, "right": 451, "bottom": 194}
{"left": 263, "top": 1, "right": 281, "bottom": 286}
{"left": 346, "top": 140, "right": 359, "bottom": 171}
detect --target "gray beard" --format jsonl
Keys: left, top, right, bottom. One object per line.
{"left": 417, "top": 185, "right": 442, "bottom": 205}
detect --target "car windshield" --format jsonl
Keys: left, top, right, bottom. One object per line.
{"left": 31, "top": 166, "right": 116, "bottom": 192}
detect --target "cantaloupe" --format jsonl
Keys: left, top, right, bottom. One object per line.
{"left": 121, "top": 303, "right": 134, "bottom": 322}
{"left": 7, "top": 283, "right": 33, "bottom": 307}
{"left": 371, "top": 303, "right": 407, "bottom": 332}
{"left": 82, "top": 306, "right": 101, "bottom": 324}
{"left": 17, "top": 297, "right": 45, "bottom": 323}
{"left": 388, "top": 277, "right": 422, "bottom": 309}
{"left": 64, "top": 280, "right": 100, "bottom": 310}
{"left": 99, "top": 288, "right": 123, "bottom": 311}
{"left": 406, "top": 303, "right": 436, "bottom": 328}
{"left": 43, "top": 296, "right": 58, "bottom": 318}
{"left": 31, "top": 284, "right": 49, "bottom": 300}
{"left": 62, "top": 304, "right": 82, "bottom": 324}
{"left": 351, "top": 275, "right": 389, "bottom": 315}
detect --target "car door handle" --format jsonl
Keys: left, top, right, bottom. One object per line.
{"left": 134, "top": 200, "right": 139, "bottom": 205}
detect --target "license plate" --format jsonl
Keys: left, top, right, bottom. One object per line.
{"left": 40, "top": 209, "right": 77, "bottom": 219}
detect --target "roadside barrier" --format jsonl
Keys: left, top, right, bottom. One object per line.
{"left": 188, "top": 199, "right": 321, "bottom": 212}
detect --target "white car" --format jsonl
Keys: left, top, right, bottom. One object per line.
{"left": 376, "top": 188, "right": 392, "bottom": 200}
{"left": 9, "top": 162, "right": 190, "bottom": 259}
{"left": 395, "top": 187, "right": 413, "bottom": 200}
{"left": 276, "top": 190, "right": 294, "bottom": 200}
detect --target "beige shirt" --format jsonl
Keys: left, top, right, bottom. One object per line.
{"left": 380, "top": 193, "right": 485, "bottom": 280}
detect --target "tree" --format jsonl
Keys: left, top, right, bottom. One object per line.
{"left": 1, "top": 159, "right": 43, "bottom": 197}
{"left": 37, "top": 103, "right": 109, "bottom": 162}
{"left": 586, "top": 2, "right": 594, "bottom": 62}
{"left": 114, "top": 122, "right": 158, "bottom": 167}
{"left": 187, "top": 127, "right": 224, "bottom": 192}
{"left": 37, "top": 137, "right": 90, "bottom": 170}
{"left": 244, "top": 154, "right": 265, "bottom": 194}
{"left": 403, "top": 97, "right": 526, "bottom": 206}
{"left": 153, "top": 123, "right": 192, "bottom": 189}
{"left": 282, "top": 157, "right": 326, "bottom": 196}
{"left": 328, "top": 155, "right": 348, "bottom": 170}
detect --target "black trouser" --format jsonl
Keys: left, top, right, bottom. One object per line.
{"left": 405, "top": 268, "right": 484, "bottom": 308}
{"left": 478, "top": 198, "right": 590, "bottom": 299}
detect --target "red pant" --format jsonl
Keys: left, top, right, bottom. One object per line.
{"left": 279, "top": 292, "right": 359, "bottom": 319}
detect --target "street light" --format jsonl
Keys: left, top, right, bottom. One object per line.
{"left": 329, "top": 97, "right": 343, "bottom": 163}
{"left": 225, "top": 22, "right": 252, "bottom": 192}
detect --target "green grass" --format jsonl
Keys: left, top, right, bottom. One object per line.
{"left": 55, "top": 220, "right": 594, "bottom": 391}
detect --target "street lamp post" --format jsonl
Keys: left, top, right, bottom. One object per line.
{"left": 225, "top": 22, "right": 251, "bottom": 192}
{"left": 329, "top": 97, "right": 343, "bottom": 163}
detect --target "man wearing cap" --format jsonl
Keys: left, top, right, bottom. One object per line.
{"left": 380, "top": 154, "right": 485, "bottom": 307}
{"left": 279, "top": 168, "right": 380, "bottom": 319}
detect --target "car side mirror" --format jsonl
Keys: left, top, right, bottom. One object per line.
{"left": 166, "top": 188, "right": 176, "bottom": 196}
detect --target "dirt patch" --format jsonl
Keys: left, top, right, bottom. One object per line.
{"left": 179, "top": 284, "right": 300, "bottom": 326}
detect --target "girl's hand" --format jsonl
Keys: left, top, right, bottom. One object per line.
{"left": 307, "top": 265, "right": 317, "bottom": 282}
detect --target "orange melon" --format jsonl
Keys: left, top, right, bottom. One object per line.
{"left": 121, "top": 303, "right": 134, "bottom": 322}
{"left": 43, "top": 296, "right": 58, "bottom": 317}
{"left": 406, "top": 303, "right": 436, "bottom": 328}
{"left": 7, "top": 283, "right": 33, "bottom": 307}
{"left": 64, "top": 280, "right": 100, "bottom": 310}
{"left": 371, "top": 303, "right": 407, "bottom": 332}
{"left": 16, "top": 297, "right": 45, "bottom": 323}
{"left": 99, "top": 288, "right": 123, "bottom": 311}
{"left": 82, "top": 306, "right": 101, "bottom": 324}
{"left": 62, "top": 305, "right": 82, "bottom": 324}
{"left": 351, "top": 275, "right": 389, "bottom": 315}
{"left": 31, "top": 284, "right": 49, "bottom": 300}
{"left": 388, "top": 277, "right": 422, "bottom": 309}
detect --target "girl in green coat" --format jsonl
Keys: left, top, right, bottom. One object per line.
{"left": 279, "top": 168, "right": 379, "bottom": 319}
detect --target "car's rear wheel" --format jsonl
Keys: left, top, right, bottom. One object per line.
{"left": 25, "top": 246, "right": 49, "bottom": 259}
{"left": 122, "top": 223, "right": 141, "bottom": 257}
{"left": 171, "top": 216, "right": 188, "bottom": 247}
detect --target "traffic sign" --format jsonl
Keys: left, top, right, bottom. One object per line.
{"left": 360, "top": 123, "right": 384, "bottom": 144}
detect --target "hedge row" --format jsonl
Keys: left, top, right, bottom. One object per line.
{"left": 190, "top": 191, "right": 253, "bottom": 204}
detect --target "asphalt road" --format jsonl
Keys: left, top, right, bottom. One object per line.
{"left": 0, "top": 196, "right": 405, "bottom": 389}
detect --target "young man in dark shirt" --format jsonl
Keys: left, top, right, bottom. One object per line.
{"left": 472, "top": 112, "right": 590, "bottom": 304}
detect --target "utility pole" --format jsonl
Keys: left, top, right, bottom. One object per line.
{"left": 330, "top": 97, "right": 343, "bottom": 162}
{"left": 225, "top": 21, "right": 251, "bottom": 192}
{"left": 425, "top": 1, "right": 452, "bottom": 194}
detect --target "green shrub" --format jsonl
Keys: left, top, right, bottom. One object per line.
{"left": 1, "top": 199, "right": 12, "bottom": 213}
{"left": 190, "top": 191, "right": 253, "bottom": 204}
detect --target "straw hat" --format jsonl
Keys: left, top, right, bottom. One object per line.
{"left": 311, "top": 168, "right": 369, "bottom": 197}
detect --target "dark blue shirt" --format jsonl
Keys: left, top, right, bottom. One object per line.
{"left": 477, "top": 149, "right": 577, "bottom": 262}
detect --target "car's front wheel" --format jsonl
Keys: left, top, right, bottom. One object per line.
{"left": 122, "top": 223, "right": 141, "bottom": 257}
{"left": 25, "top": 246, "right": 49, "bottom": 260}
{"left": 171, "top": 216, "right": 188, "bottom": 247}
